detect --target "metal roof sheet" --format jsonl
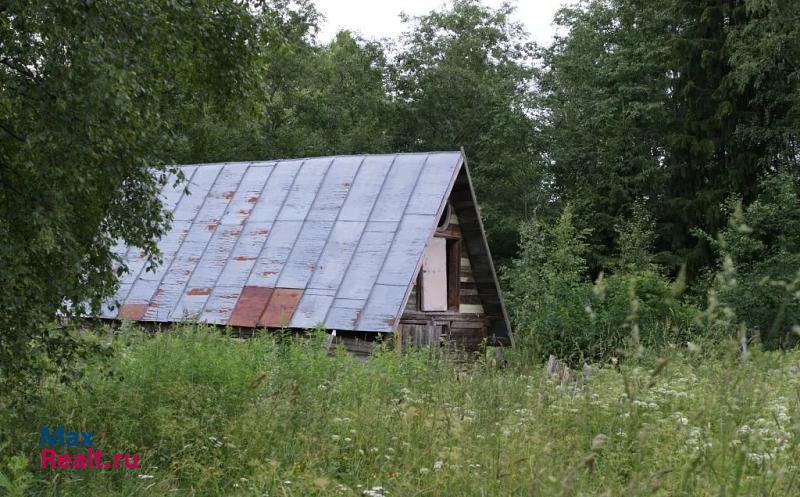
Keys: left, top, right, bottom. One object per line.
{"left": 102, "top": 151, "right": 464, "bottom": 332}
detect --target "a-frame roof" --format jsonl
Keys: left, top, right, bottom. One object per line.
{"left": 101, "top": 151, "right": 511, "bottom": 341}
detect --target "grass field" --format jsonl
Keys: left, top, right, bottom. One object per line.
{"left": 1, "top": 325, "right": 799, "bottom": 496}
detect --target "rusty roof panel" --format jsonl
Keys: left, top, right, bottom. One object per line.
{"left": 259, "top": 288, "right": 303, "bottom": 327}
{"left": 229, "top": 286, "right": 273, "bottom": 327}
{"left": 103, "top": 152, "right": 465, "bottom": 333}
{"left": 118, "top": 303, "right": 147, "bottom": 321}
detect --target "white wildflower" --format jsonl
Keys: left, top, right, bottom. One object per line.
{"left": 363, "top": 486, "right": 386, "bottom": 497}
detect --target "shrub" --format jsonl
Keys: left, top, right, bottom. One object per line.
{"left": 503, "top": 205, "right": 594, "bottom": 361}
{"left": 589, "top": 270, "right": 696, "bottom": 355}
{"left": 504, "top": 204, "right": 696, "bottom": 363}
{"left": 704, "top": 172, "right": 800, "bottom": 348}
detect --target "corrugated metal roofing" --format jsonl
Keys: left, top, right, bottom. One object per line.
{"left": 101, "top": 152, "right": 464, "bottom": 332}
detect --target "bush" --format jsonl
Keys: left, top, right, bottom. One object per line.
{"left": 504, "top": 204, "right": 696, "bottom": 363}
{"left": 589, "top": 270, "right": 696, "bottom": 354}
{"left": 704, "top": 172, "right": 800, "bottom": 348}
{"left": 503, "top": 205, "right": 594, "bottom": 361}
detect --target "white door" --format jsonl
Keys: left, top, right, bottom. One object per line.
{"left": 420, "top": 237, "right": 447, "bottom": 311}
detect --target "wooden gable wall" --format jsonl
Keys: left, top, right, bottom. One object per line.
{"left": 398, "top": 159, "right": 516, "bottom": 351}
{"left": 404, "top": 208, "right": 484, "bottom": 316}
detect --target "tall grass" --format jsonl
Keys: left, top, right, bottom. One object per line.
{"left": 1, "top": 325, "right": 799, "bottom": 496}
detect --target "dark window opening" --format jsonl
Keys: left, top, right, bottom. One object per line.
{"left": 437, "top": 202, "right": 452, "bottom": 231}
{"left": 446, "top": 239, "right": 461, "bottom": 311}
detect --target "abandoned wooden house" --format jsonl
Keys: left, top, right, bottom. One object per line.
{"left": 99, "top": 151, "right": 512, "bottom": 351}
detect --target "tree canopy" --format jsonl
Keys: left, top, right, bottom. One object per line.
{"left": 0, "top": 0, "right": 270, "bottom": 389}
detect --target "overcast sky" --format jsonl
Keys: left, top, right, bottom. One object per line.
{"left": 314, "top": 0, "right": 567, "bottom": 46}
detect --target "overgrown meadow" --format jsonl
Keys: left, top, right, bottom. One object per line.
{"left": 1, "top": 325, "right": 799, "bottom": 497}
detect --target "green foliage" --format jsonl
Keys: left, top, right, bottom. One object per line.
{"left": 0, "top": 0, "right": 268, "bottom": 393}
{"left": 2, "top": 326, "right": 800, "bottom": 496}
{"left": 542, "top": 0, "right": 800, "bottom": 275}
{"left": 705, "top": 172, "right": 800, "bottom": 348}
{"left": 0, "top": 455, "right": 33, "bottom": 497}
{"left": 613, "top": 201, "right": 658, "bottom": 273}
{"left": 392, "top": 0, "right": 549, "bottom": 259}
{"left": 506, "top": 205, "right": 697, "bottom": 362}
{"left": 504, "top": 205, "right": 592, "bottom": 359}
{"left": 541, "top": 0, "right": 673, "bottom": 271}
{"left": 591, "top": 271, "right": 696, "bottom": 355}
{"left": 262, "top": 30, "right": 395, "bottom": 158}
